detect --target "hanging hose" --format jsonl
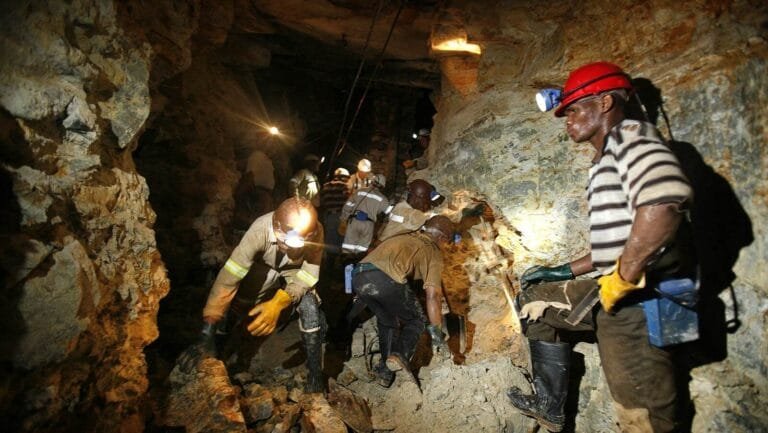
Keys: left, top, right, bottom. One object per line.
{"left": 338, "top": 1, "right": 405, "bottom": 157}
{"left": 325, "top": 0, "right": 385, "bottom": 181}
{"left": 327, "top": 1, "right": 406, "bottom": 180}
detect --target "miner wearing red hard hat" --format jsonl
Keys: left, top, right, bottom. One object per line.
{"left": 510, "top": 62, "right": 696, "bottom": 432}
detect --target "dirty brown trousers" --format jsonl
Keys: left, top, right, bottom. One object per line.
{"left": 519, "top": 279, "right": 677, "bottom": 433}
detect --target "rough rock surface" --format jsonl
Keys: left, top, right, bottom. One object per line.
{"left": 165, "top": 359, "right": 247, "bottom": 433}
{"left": 0, "top": 1, "right": 169, "bottom": 432}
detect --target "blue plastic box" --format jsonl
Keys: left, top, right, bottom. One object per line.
{"left": 642, "top": 278, "right": 699, "bottom": 347}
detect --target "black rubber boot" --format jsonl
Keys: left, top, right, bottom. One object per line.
{"left": 373, "top": 361, "right": 395, "bottom": 388}
{"left": 507, "top": 340, "right": 570, "bottom": 432}
{"left": 302, "top": 331, "right": 324, "bottom": 393}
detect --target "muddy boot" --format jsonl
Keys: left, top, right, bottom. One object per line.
{"left": 373, "top": 361, "right": 395, "bottom": 388}
{"left": 385, "top": 352, "right": 419, "bottom": 385}
{"left": 507, "top": 340, "right": 570, "bottom": 432}
{"left": 302, "top": 331, "right": 324, "bottom": 393}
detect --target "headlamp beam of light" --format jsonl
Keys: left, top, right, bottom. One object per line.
{"left": 535, "top": 88, "right": 562, "bottom": 112}
{"left": 412, "top": 133, "right": 418, "bottom": 139}
{"left": 268, "top": 126, "right": 280, "bottom": 135}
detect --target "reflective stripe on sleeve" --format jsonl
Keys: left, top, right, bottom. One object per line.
{"left": 296, "top": 269, "right": 319, "bottom": 287}
{"left": 384, "top": 205, "right": 393, "bottom": 214}
{"left": 342, "top": 243, "right": 369, "bottom": 252}
{"left": 357, "top": 191, "right": 384, "bottom": 201}
{"left": 224, "top": 258, "right": 249, "bottom": 279}
{"left": 390, "top": 214, "right": 404, "bottom": 223}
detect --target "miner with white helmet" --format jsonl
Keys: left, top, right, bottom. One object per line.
{"left": 178, "top": 198, "right": 327, "bottom": 393}
{"left": 340, "top": 173, "right": 390, "bottom": 255}
{"left": 319, "top": 167, "right": 351, "bottom": 256}
{"left": 509, "top": 62, "right": 695, "bottom": 432}
{"left": 346, "top": 158, "right": 377, "bottom": 194}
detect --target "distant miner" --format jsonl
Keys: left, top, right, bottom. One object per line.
{"left": 340, "top": 174, "right": 390, "bottom": 256}
{"left": 351, "top": 215, "right": 454, "bottom": 388}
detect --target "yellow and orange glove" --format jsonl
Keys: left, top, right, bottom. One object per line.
{"left": 247, "top": 289, "right": 292, "bottom": 336}
{"left": 598, "top": 258, "right": 646, "bottom": 312}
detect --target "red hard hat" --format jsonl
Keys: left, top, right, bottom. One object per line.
{"left": 554, "top": 62, "right": 633, "bottom": 117}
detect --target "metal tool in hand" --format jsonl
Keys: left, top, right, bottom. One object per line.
{"left": 564, "top": 287, "right": 600, "bottom": 326}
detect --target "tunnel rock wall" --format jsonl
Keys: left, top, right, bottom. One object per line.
{"left": 423, "top": 1, "right": 768, "bottom": 432}
{"left": 0, "top": 1, "right": 170, "bottom": 432}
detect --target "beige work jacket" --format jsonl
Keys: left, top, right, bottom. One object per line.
{"left": 203, "top": 212, "right": 323, "bottom": 321}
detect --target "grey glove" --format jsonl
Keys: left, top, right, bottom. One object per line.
{"left": 177, "top": 322, "right": 217, "bottom": 373}
{"left": 427, "top": 324, "right": 451, "bottom": 359}
{"left": 520, "top": 263, "right": 574, "bottom": 290}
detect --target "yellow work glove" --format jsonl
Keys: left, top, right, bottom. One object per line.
{"left": 598, "top": 258, "right": 646, "bottom": 312}
{"left": 247, "top": 289, "right": 292, "bottom": 336}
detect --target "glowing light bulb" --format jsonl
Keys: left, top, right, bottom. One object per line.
{"left": 432, "top": 37, "right": 481, "bottom": 55}
{"left": 268, "top": 126, "right": 279, "bottom": 135}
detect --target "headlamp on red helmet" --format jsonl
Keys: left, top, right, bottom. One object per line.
{"left": 535, "top": 88, "right": 563, "bottom": 112}
{"left": 534, "top": 62, "right": 633, "bottom": 116}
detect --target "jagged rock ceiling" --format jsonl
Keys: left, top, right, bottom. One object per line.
{"left": 227, "top": 0, "right": 442, "bottom": 89}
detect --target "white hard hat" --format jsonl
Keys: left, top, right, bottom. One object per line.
{"left": 357, "top": 158, "right": 372, "bottom": 173}
{"left": 334, "top": 167, "right": 350, "bottom": 177}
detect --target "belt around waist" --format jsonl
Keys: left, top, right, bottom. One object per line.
{"left": 352, "top": 262, "right": 379, "bottom": 276}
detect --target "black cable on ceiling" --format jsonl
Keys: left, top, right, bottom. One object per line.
{"left": 325, "top": 0, "right": 386, "bottom": 180}
{"left": 337, "top": 1, "right": 405, "bottom": 158}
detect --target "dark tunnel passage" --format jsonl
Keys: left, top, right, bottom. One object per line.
{"left": 130, "top": 22, "right": 445, "bottom": 426}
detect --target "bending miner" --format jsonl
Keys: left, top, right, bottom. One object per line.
{"left": 352, "top": 215, "right": 454, "bottom": 388}
{"left": 510, "top": 62, "right": 697, "bottom": 432}
{"left": 178, "top": 197, "right": 327, "bottom": 393}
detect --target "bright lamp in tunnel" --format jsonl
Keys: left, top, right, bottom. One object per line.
{"left": 536, "top": 88, "right": 562, "bottom": 112}
{"left": 432, "top": 36, "right": 481, "bottom": 55}
{"left": 268, "top": 126, "right": 280, "bottom": 135}
{"left": 412, "top": 133, "right": 418, "bottom": 139}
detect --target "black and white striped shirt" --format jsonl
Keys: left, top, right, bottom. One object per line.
{"left": 588, "top": 119, "right": 692, "bottom": 274}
